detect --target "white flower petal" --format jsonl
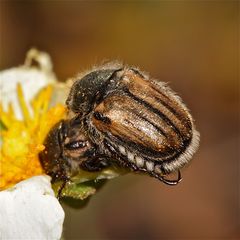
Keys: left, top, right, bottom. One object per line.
{"left": 0, "top": 175, "right": 64, "bottom": 240}
{"left": 0, "top": 49, "right": 56, "bottom": 120}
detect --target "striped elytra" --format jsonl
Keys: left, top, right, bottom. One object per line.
{"left": 40, "top": 62, "right": 200, "bottom": 197}
{"left": 66, "top": 63, "right": 200, "bottom": 182}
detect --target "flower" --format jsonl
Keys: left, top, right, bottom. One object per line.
{"left": 0, "top": 83, "right": 66, "bottom": 190}
{"left": 0, "top": 175, "right": 64, "bottom": 240}
{"left": 0, "top": 49, "right": 65, "bottom": 240}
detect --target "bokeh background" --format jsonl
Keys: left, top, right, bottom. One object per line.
{"left": 1, "top": 1, "right": 239, "bottom": 239}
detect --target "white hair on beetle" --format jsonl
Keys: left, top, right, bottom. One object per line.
{"left": 161, "top": 127, "right": 200, "bottom": 173}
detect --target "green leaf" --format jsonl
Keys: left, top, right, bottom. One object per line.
{"left": 52, "top": 167, "right": 128, "bottom": 204}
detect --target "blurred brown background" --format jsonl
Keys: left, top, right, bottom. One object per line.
{"left": 1, "top": 1, "right": 239, "bottom": 239}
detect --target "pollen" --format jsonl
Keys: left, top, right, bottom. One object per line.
{"left": 0, "top": 84, "right": 66, "bottom": 190}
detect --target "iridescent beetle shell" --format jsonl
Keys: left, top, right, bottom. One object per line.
{"left": 40, "top": 62, "right": 200, "bottom": 195}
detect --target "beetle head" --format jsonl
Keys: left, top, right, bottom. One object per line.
{"left": 39, "top": 119, "right": 95, "bottom": 183}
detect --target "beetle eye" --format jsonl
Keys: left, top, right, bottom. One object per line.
{"left": 93, "top": 111, "right": 111, "bottom": 124}
{"left": 64, "top": 140, "right": 86, "bottom": 150}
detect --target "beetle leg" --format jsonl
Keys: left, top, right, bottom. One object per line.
{"left": 152, "top": 170, "right": 182, "bottom": 185}
{"left": 57, "top": 178, "right": 67, "bottom": 200}
{"left": 81, "top": 157, "right": 110, "bottom": 172}
{"left": 55, "top": 175, "right": 71, "bottom": 200}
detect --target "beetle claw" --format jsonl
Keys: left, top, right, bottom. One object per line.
{"left": 155, "top": 170, "right": 182, "bottom": 186}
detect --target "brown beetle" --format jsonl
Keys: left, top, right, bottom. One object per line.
{"left": 40, "top": 62, "right": 200, "bottom": 196}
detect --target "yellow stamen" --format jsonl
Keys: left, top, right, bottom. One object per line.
{"left": 0, "top": 84, "right": 66, "bottom": 189}
{"left": 17, "top": 83, "right": 31, "bottom": 126}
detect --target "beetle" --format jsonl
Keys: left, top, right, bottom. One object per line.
{"left": 40, "top": 62, "right": 200, "bottom": 197}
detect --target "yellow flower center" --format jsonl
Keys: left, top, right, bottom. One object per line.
{"left": 0, "top": 84, "right": 66, "bottom": 189}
